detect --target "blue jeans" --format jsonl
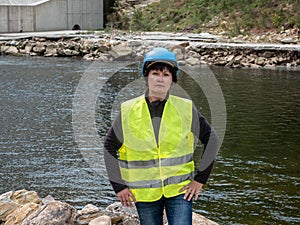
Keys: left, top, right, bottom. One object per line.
{"left": 135, "top": 194, "right": 193, "bottom": 225}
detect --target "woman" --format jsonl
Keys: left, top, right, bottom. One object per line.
{"left": 104, "top": 47, "right": 219, "bottom": 225}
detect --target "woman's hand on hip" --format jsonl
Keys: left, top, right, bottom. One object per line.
{"left": 117, "top": 188, "right": 137, "bottom": 207}
{"left": 179, "top": 180, "right": 204, "bottom": 201}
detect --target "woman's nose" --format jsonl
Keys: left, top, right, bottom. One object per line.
{"left": 156, "top": 72, "right": 164, "bottom": 80}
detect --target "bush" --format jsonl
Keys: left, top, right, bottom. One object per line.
{"left": 109, "top": 0, "right": 300, "bottom": 34}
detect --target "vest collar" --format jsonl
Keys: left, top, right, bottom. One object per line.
{"left": 145, "top": 89, "right": 170, "bottom": 103}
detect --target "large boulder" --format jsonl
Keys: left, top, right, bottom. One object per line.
{"left": 5, "top": 203, "right": 41, "bottom": 225}
{"left": 21, "top": 201, "right": 77, "bottom": 225}
{"left": 0, "top": 190, "right": 41, "bottom": 223}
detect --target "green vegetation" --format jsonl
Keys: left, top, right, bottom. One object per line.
{"left": 108, "top": 0, "right": 300, "bottom": 36}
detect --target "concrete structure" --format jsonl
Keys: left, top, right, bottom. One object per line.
{"left": 0, "top": 0, "right": 103, "bottom": 33}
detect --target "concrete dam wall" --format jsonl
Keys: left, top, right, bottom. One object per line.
{"left": 0, "top": 0, "right": 103, "bottom": 33}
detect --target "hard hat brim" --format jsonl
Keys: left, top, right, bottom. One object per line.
{"left": 145, "top": 60, "right": 178, "bottom": 71}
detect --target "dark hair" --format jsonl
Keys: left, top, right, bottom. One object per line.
{"left": 144, "top": 62, "right": 177, "bottom": 83}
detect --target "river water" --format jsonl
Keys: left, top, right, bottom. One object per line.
{"left": 0, "top": 56, "right": 299, "bottom": 225}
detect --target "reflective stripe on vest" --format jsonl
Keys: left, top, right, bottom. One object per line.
{"left": 120, "top": 95, "right": 194, "bottom": 202}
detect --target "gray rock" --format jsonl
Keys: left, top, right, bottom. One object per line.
{"left": 97, "top": 45, "right": 110, "bottom": 53}
{"left": 185, "top": 50, "right": 199, "bottom": 59}
{"left": 83, "top": 53, "right": 94, "bottom": 61}
{"left": 185, "top": 57, "right": 200, "bottom": 66}
{"left": 0, "top": 201, "right": 19, "bottom": 222}
{"left": 106, "top": 202, "right": 139, "bottom": 225}
{"left": 192, "top": 212, "right": 219, "bottom": 225}
{"left": 5, "top": 203, "right": 41, "bottom": 225}
{"left": 255, "top": 57, "right": 265, "bottom": 65}
{"left": 110, "top": 44, "right": 133, "bottom": 59}
{"left": 77, "top": 204, "right": 103, "bottom": 225}
{"left": 241, "top": 62, "right": 251, "bottom": 67}
{"left": 172, "top": 48, "right": 184, "bottom": 60}
{"left": 188, "top": 33, "right": 218, "bottom": 42}
{"left": 1, "top": 190, "right": 40, "bottom": 205}
{"left": 106, "top": 202, "right": 138, "bottom": 217}
{"left": 32, "top": 44, "right": 46, "bottom": 53}
{"left": 19, "top": 49, "right": 26, "bottom": 54}
{"left": 42, "top": 195, "right": 55, "bottom": 205}
{"left": 281, "top": 37, "right": 297, "bottom": 44}
{"left": 264, "top": 64, "right": 276, "bottom": 69}
{"left": 25, "top": 44, "right": 34, "bottom": 53}
{"left": 250, "top": 64, "right": 262, "bottom": 69}
{"left": 0, "top": 45, "right": 9, "bottom": 53}
{"left": 234, "top": 55, "right": 243, "bottom": 62}
{"left": 88, "top": 215, "right": 111, "bottom": 225}
{"left": 261, "top": 51, "right": 275, "bottom": 58}
{"left": 5, "top": 46, "right": 19, "bottom": 55}
{"left": 127, "top": 40, "right": 142, "bottom": 47}
{"left": 8, "top": 40, "right": 18, "bottom": 46}
{"left": 0, "top": 190, "right": 41, "bottom": 224}
{"left": 178, "top": 60, "right": 186, "bottom": 66}
{"left": 22, "top": 201, "right": 76, "bottom": 225}
{"left": 44, "top": 44, "right": 58, "bottom": 56}
{"left": 64, "top": 49, "right": 80, "bottom": 56}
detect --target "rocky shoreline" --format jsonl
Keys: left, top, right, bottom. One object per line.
{"left": 0, "top": 30, "right": 299, "bottom": 69}
{"left": 0, "top": 190, "right": 218, "bottom": 225}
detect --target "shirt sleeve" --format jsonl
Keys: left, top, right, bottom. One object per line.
{"left": 191, "top": 105, "right": 220, "bottom": 184}
{"left": 103, "top": 112, "right": 128, "bottom": 193}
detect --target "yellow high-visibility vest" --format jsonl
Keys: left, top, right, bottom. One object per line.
{"left": 119, "top": 94, "right": 194, "bottom": 202}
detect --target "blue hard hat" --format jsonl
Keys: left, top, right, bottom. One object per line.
{"left": 142, "top": 47, "right": 178, "bottom": 77}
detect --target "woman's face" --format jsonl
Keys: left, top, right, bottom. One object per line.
{"left": 147, "top": 68, "right": 173, "bottom": 99}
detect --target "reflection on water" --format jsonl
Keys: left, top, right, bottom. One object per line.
{"left": 0, "top": 56, "right": 299, "bottom": 224}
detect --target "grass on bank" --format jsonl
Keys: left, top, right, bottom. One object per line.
{"left": 108, "top": 0, "right": 300, "bottom": 36}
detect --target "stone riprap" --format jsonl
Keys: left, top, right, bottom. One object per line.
{"left": 0, "top": 190, "right": 219, "bottom": 225}
{"left": 0, "top": 31, "right": 299, "bottom": 69}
